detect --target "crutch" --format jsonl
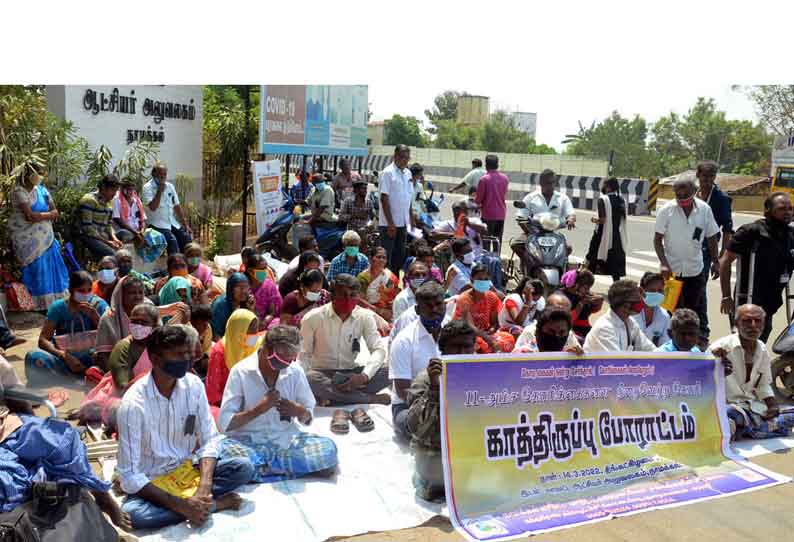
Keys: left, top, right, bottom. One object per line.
{"left": 732, "top": 242, "right": 758, "bottom": 332}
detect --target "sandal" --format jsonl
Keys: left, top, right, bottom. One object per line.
{"left": 330, "top": 409, "right": 350, "bottom": 435}
{"left": 350, "top": 408, "right": 374, "bottom": 433}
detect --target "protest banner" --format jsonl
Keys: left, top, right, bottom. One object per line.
{"left": 251, "top": 159, "right": 283, "bottom": 236}
{"left": 440, "top": 352, "right": 789, "bottom": 541}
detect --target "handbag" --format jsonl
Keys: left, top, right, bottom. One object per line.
{"left": 0, "top": 483, "right": 118, "bottom": 542}
{"left": 53, "top": 311, "right": 97, "bottom": 354}
{"left": 661, "top": 274, "right": 683, "bottom": 312}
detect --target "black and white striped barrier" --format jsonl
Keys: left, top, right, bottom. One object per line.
{"left": 270, "top": 154, "right": 651, "bottom": 215}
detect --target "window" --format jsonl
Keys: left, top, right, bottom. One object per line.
{"left": 775, "top": 168, "right": 794, "bottom": 189}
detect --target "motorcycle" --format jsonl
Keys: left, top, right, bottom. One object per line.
{"left": 769, "top": 287, "right": 794, "bottom": 402}
{"left": 511, "top": 201, "right": 569, "bottom": 294}
{"left": 255, "top": 189, "right": 299, "bottom": 262}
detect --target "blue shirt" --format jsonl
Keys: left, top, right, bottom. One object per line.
{"left": 655, "top": 340, "right": 700, "bottom": 353}
{"left": 290, "top": 182, "right": 313, "bottom": 203}
{"left": 46, "top": 297, "right": 109, "bottom": 336}
{"left": 703, "top": 186, "right": 733, "bottom": 246}
{"left": 327, "top": 253, "right": 369, "bottom": 282}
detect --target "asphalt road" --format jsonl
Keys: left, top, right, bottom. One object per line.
{"left": 436, "top": 193, "right": 787, "bottom": 346}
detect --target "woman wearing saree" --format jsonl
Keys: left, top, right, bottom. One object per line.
{"left": 79, "top": 303, "right": 160, "bottom": 426}
{"left": 8, "top": 166, "right": 69, "bottom": 310}
{"left": 206, "top": 309, "right": 264, "bottom": 411}
{"left": 94, "top": 275, "right": 147, "bottom": 370}
{"left": 210, "top": 273, "right": 255, "bottom": 340}
{"left": 279, "top": 269, "right": 329, "bottom": 328}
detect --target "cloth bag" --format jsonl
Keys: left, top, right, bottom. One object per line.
{"left": 661, "top": 274, "right": 683, "bottom": 312}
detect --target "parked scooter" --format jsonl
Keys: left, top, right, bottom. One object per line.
{"left": 255, "top": 189, "right": 299, "bottom": 261}
{"left": 512, "top": 201, "right": 569, "bottom": 294}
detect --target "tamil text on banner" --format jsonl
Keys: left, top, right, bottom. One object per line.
{"left": 252, "top": 159, "right": 283, "bottom": 236}
{"left": 259, "top": 85, "right": 368, "bottom": 156}
{"left": 440, "top": 352, "right": 789, "bottom": 541}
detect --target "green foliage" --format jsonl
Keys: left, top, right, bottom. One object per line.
{"left": 743, "top": 85, "right": 794, "bottom": 136}
{"left": 432, "top": 112, "right": 557, "bottom": 155}
{"left": 424, "top": 90, "right": 465, "bottom": 134}
{"left": 565, "top": 112, "right": 655, "bottom": 177}
{"left": 564, "top": 99, "right": 773, "bottom": 178}
{"left": 204, "top": 215, "right": 226, "bottom": 260}
{"left": 384, "top": 114, "right": 428, "bottom": 147}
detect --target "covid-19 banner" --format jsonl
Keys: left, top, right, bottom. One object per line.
{"left": 440, "top": 353, "right": 789, "bottom": 541}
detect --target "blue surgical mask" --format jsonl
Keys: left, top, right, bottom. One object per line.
{"left": 644, "top": 292, "right": 664, "bottom": 308}
{"left": 344, "top": 246, "right": 360, "bottom": 257}
{"left": 161, "top": 359, "right": 190, "bottom": 379}
{"left": 314, "top": 182, "right": 326, "bottom": 191}
{"left": 98, "top": 269, "right": 117, "bottom": 284}
{"left": 420, "top": 315, "right": 444, "bottom": 331}
{"left": 462, "top": 252, "right": 475, "bottom": 266}
{"left": 473, "top": 279, "right": 492, "bottom": 293}
{"left": 410, "top": 278, "right": 426, "bottom": 290}
{"left": 72, "top": 291, "right": 92, "bottom": 303}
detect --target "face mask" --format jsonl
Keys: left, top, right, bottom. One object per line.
{"left": 314, "top": 182, "right": 326, "bottom": 191}
{"left": 410, "top": 278, "right": 426, "bottom": 290}
{"left": 268, "top": 351, "right": 295, "bottom": 371}
{"left": 305, "top": 290, "right": 321, "bottom": 302}
{"left": 254, "top": 270, "right": 268, "bottom": 283}
{"left": 644, "top": 292, "right": 664, "bottom": 307}
{"left": 161, "top": 359, "right": 189, "bottom": 379}
{"left": 420, "top": 315, "right": 444, "bottom": 332}
{"left": 245, "top": 334, "right": 260, "bottom": 347}
{"left": 473, "top": 279, "right": 492, "bottom": 293}
{"left": 118, "top": 264, "right": 132, "bottom": 277}
{"left": 187, "top": 257, "right": 201, "bottom": 267}
{"left": 129, "top": 323, "right": 153, "bottom": 341}
{"left": 332, "top": 298, "right": 357, "bottom": 316}
{"left": 72, "top": 291, "right": 92, "bottom": 303}
{"left": 536, "top": 331, "right": 568, "bottom": 352}
{"left": 629, "top": 300, "right": 645, "bottom": 314}
{"left": 344, "top": 246, "right": 360, "bottom": 258}
{"left": 462, "top": 252, "right": 475, "bottom": 266}
{"left": 677, "top": 195, "right": 694, "bottom": 209}
{"left": 98, "top": 269, "right": 117, "bottom": 284}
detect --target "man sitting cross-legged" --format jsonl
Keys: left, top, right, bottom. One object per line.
{"left": 219, "top": 325, "right": 338, "bottom": 482}
{"left": 116, "top": 325, "right": 254, "bottom": 530}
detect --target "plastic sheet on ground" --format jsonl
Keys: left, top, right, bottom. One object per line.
{"left": 132, "top": 404, "right": 446, "bottom": 542}
{"left": 731, "top": 436, "right": 794, "bottom": 458}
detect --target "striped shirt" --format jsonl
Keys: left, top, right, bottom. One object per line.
{"left": 79, "top": 190, "right": 114, "bottom": 240}
{"left": 116, "top": 372, "right": 220, "bottom": 495}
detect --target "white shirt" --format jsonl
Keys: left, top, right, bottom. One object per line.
{"left": 389, "top": 319, "right": 440, "bottom": 405}
{"left": 142, "top": 178, "right": 182, "bottom": 230}
{"left": 112, "top": 194, "right": 144, "bottom": 232}
{"left": 392, "top": 287, "right": 416, "bottom": 323}
{"left": 631, "top": 307, "right": 671, "bottom": 347}
{"left": 117, "top": 373, "right": 220, "bottom": 495}
{"left": 513, "top": 321, "right": 580, "bottom": 352}
{"left": 519, "top": 190, "right": 575, "bottom": 221}
{"left": 299, "top": 304, "right": 386, "bottom": 379}
{"left": 654, "top": 198, "right": 719, "bottom": 277}
{"left": 378, "top": 162, "right": 413, "bottom": 228}
{"left": 710, "top": 333, "right": 775, "bottom": 405}
{"left": 219, "top": 353, "right": 315, "bottom": 449}
{"left": 583, "top": 309, "right": 656, "bottom": 353}
{"left": 498, "top": 294, "right": 545, "bottom": 328}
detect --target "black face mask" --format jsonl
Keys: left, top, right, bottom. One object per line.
{"left": 118, "top": 264, "right": 132, "bottom": 277}
{"left": 536, "top": 331, "right": 568, "bottom": 352}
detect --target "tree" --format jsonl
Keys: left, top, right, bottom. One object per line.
{"left": 434, "top": 119, "right": 479, "bottom": 150}
{"left": 743, "top": 85, "right": 794, "bottom": 136}
{"left": 564, "top": 112, "right": 655, "bottom": 177}
{"left": 424, "top": 90, "right": 465, "bottom": 134}
{"left": 649, "top": 98, "right": 772, "bottom": 176}
{"left": 432, "top": 111, "right": 557, "bottom": 154}
{"left": 384, "top": 114, "right": 427, "bottom": 147}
